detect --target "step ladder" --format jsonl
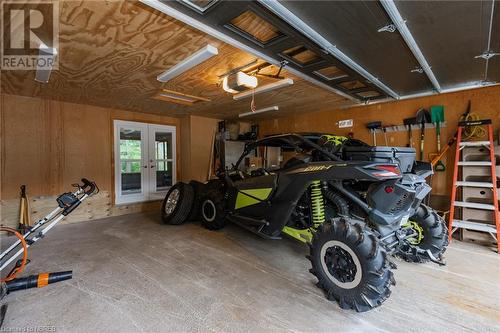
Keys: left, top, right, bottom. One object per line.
{"left": 448, "top": 119, "right": 500, "bottom": 253}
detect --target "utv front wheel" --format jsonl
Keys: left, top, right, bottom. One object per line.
{"left": 201, "top": 190, "right": 227, "bottom": 230}
{"left": 397, "top": 204, "right": 448, "bottom": 263}
{"left": 308, "top": 218, "right": 395, "bottom": 312}
{"left": 161, "top": 182, "right": 194, "bottom": 225}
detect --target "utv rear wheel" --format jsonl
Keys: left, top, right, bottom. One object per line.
{"left": 201, "top": 190, "right": 226, "bottom": 230}
{"left": 397, "top": 204, "right": 448, "bottom": 263}
{"left": 161, "top": 182, "right": 194, "bottom": 225}
{"left": 308, "top": 218, "right": 395, "bottom": 312}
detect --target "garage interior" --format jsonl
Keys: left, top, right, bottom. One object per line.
{"left": 1, "top": 0, "right": 499, "bottom": 332}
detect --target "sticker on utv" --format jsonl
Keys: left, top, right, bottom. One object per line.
{"left": 289, "top": 164, "right": 342, "bottom": 173}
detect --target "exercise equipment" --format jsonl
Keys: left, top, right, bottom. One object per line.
{"left": 0, "top": 179, "right": 98, "bottom": 289}
{"left": 3, "top": 271, "right": 72, "bottom": 294}
{"left": 18, "top": 185, "right": 31, "bottom": 232}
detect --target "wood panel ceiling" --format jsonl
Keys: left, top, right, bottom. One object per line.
{"left": 0, "top": 0, "right": 353, "bottom": 120}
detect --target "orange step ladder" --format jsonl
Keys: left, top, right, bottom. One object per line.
{"left": 448, "top": 119, "right": 500, "bottom": 253}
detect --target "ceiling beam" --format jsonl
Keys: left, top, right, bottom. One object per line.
{"left": 379, "top": 0, "right": 442, "bottom": 93}
{"left": 350, "top": 82, "right": 499, "bottom": 108}
{"left": 257, "top": 0, "right": 400, "bottom": 100}
{"left": 139, "top": 0, "right": 359, "bottom": 102}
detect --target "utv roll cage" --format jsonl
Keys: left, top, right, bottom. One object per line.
{"left": 235, "top": 133, "right": 342, "bottom": 170}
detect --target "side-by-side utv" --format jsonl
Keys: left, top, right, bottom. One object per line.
{"left": 161, "top": 133, "right": 448, "bottom": 312}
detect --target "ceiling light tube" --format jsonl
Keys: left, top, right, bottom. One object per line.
{"left": 239, "top": 106, "right": 279, "bottom": 118}
{"left": 139, "top": 0, "right": 359, "bottom": 102}
{"left": 157, "top": 44, "right": 218, "bottom": 82}
{"left": 159, "top": 93, "right": 196, "bottom": 103}
{"left": 233, "top": 78, "right": 293, "bottom": 100}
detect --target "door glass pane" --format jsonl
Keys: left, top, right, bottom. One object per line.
{"left": 120, "top": 129, "right": 142, "bottom": 194}
{"left": 155, "top": 132, "right": 173, "bottom": 191}
{"left": 155, "top": 132, "right": 173, "bottom": 159}
{"left": 156, "top": 161, "right": 173, "bottom": 190}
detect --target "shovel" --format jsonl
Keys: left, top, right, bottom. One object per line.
{"left": 366, "top": 121, "right": 382, "bottom": 146}
{"left": 416, "top": 108, "right": 431, "bottom": 160}
{"left": 431, "top": 105, "right": 445, "bottom": 171}
{"left": 403, "top": 117, "right": 417, "bottom": 148}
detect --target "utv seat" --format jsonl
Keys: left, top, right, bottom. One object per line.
{"left": 283, "top": 156, "right": 311, "bottom": 169}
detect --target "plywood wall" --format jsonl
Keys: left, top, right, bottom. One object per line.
{"left": 180, "top": 115, "right": 220, "bottom": 182}
{"left": 259, "top": 85, "right": 500, "bottom": 196}
{"left": 0, "top": 93, "right": 182, "bottom": 227}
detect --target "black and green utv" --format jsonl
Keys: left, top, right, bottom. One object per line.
{"left": 161, "top": 133, "right": 448, "bottom": 312}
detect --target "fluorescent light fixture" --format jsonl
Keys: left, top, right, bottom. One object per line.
{"left": 233, "top": 78, "right": 293, "bottom": 100}
{"left": 139, "top": 0, "right": 359, "bottom": 102}
{"left": 159, "top": 92, "right": 196, "bottom": 103}
{"left": 35, "top": 43, "right": 57, "bottom": 83}
{"left": 222, "top": 71, "right": 258, "bottom": 93}
{"left": 153, "top": 89, "right": 210, "bottom": 105}
{"left": 239, "top": 106, "right": 279, "bottom": 118}
{"left": 157, "top": 44, "right": 218, "bottom": 82}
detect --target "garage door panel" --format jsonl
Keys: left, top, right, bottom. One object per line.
{"left": 279, "top": 0, "right": 433, "bottom": 95}
{"left": 395, "top": 0, "right": 492, "bottom": 88}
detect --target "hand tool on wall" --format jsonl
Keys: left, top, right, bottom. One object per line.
{"left": 366, "top": 121, "right": 381, "bottom": 146}
{"left": 430, "top": 101, "right": 471, "bottom": 167}
{"left": 431, "top": 105, "right": 445, "bottom": 171}
{"left": 416, "top": 108, "right": 431, "bottom": 160}
{"left": 403, "top": 117, "right": 416, "bottom": 147}
{"left": 382, "top": 127, "right": 388, "bottom": 146}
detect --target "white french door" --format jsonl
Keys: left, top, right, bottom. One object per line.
{"left": 114, "top": 120, "right": 176, "bottom": 204}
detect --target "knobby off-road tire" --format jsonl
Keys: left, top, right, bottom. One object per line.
{"left": 308, "top": 218, "right": 395, "bottom": 312}
{"left": 161, "top": 182, "right": 194, "bottom": 225}
{"left": 200, "top": 190, "right": 227, "bottom": 230}
{"left": 397, "top": 204, "right": 448, "bottom": 263}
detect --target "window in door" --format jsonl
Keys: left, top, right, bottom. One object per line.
{"left": 114, "top": 120, "right": 176, "bottom": 204}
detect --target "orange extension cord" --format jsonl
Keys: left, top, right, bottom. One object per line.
{"left": 0, "top": 226, "right": 28, "bottom": 282}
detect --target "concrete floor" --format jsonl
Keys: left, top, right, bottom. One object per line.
{"left": 2, "top": 212, "right": 499, "bottom": 333}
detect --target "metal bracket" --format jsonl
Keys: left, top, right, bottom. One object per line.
{"left": 474, "top": 51, "right": 500, "bottom": 60}
{"left": 218, "top": 59, "right": 259, "bottom": 79}
{"left": 280, "top": 60, "right": 289, "bottom": 67}
{"left": 411, "top": 67, "right": 424, "bottom": 74}
{"left": 377, "top": 24, "right": 396, "bottom": 33}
